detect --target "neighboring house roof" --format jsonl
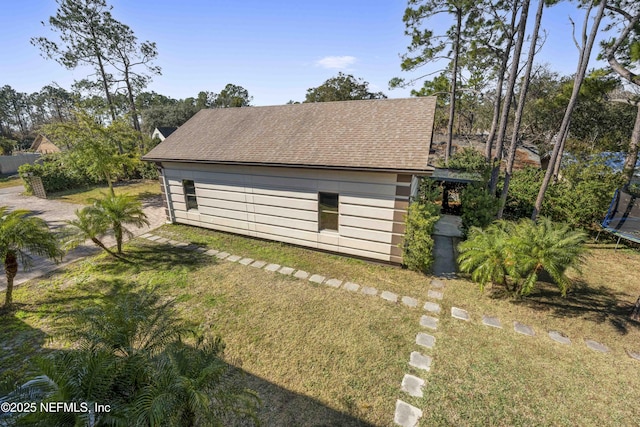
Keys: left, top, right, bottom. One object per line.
{"left": 151, "top": 127, "right": 178, "bottom": 141}
{"left": 143, "top": 98, "right": 437, "bottom": 173}
{"left": 30, "top": 135, "right": 60, "bottom": 154}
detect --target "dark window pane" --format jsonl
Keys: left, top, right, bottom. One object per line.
{"left": 319, "top": 192, "right": 339, "bottom": 231}
{"left": 183, "top": 180, "right": 198, "bottom": 210}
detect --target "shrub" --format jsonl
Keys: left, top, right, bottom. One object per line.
{"left": 458, "top": 217, "right": 587, "bottom": 297}
{"left": 440, "top": 147, "right": 490, "bottom": 175}
{"left": 18, "top": 153, "right": 102, "bottom": 194}
{"left": 402, "top": 201, "right": 441, "bottom": 273}
{"left": 460, "top": 183, "right": 500, "bottom": 237}
{"left": 504, "top": 160, "right": 624, "bottom": 230}
{"left": 8, "top": 285, "right": 259, "bottom": 426}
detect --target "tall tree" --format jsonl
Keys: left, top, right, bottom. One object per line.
{"left": 397, "top": 0, "right": 476, "bottom": 164}
{"left": 498, "top": 0, "right": 546, "bottom": 218}
{"left": 107, "top": 20, "right": 161, "bottom": 135}
{"left": 488, "top": 0, "right": 531, "bottom": 195}
{"left": 482, "top": 1, "right": 520, "bottom": 161}
{"left": 42, "top": 110, "right": 137, "bottom": 193}
{"left": 601, "top": 0, "right": 640, "bottom": 185}
{"left": 32, "top": 0, "right": 120, "bottom": 123}
{"left": 532, "top": 0, "right": 607, "bottom": 220}
{"left": 214, "top": 83, "right": 253, "bottom": 107}
{"left": 304, "top": 73, "right": 385, "bottom": 103}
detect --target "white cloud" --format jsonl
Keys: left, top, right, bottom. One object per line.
{"left": 315, "top": 56, "right": 357, "bottom": 70}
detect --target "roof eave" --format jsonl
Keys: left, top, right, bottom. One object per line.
{"left": 142, "top": 157, "right": 434, "bottom": 175}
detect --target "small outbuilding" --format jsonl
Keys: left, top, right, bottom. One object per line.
{"left": 151, "top": 127, "right": 178, "bottom": 141}
{"left": 30, "top": 135, "right": 60, "bottom": 154}
{"left": 143, "top": 98, "right": 437, "bottom": 263}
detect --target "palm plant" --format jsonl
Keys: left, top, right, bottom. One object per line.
{"left": 92, "top": 194, "right": 149, "bottom": 255}
{"left": 457, "top": 221, "right": 515, "bottom": 292}
{"left": 509, "top": 217, "right": 587, "bottom": 296}
{"left": 458, "top": 217, "right": 586, "bottom": 296}
{"left": 0, "top": 206, "right": 62, "bottom": 308}
{"left": 65, "top": 193, "right": 149, "bottom": 258}
{"left": 11, "top": 285, "right": 259, "bottom": 426}
{"left": 65, "top": 207, "right": 118, "bottom": 259}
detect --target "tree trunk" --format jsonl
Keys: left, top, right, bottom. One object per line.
{"left": 485, "top": 5, "right": 519, "bottom": 162}
{"left": 445, "top": 7, "right": 463, "bottom": 165}
{"left": 497, "top": 0, "right": 545, "bottom": 219}
{"left": 489, "top": 0, "right": 531, "bottom": 195}
{"left": 123, "top": 68, "right": 145, "bottom": 154}
{"left": 88, "top": 26, "right": 123, "bottom": 155}
{"left": 532, "top": 0, "right": 606, "bottom": 220}
{"left": 622, "top": 104, "right": 640, "bottom": 186}
{"left": 3, "top": 252, "right": 18, "bottom": 308}
{"left": 631, "top": 295, "right": 640, "bottom": 322}
{"left": 552, "top": 122, "right": 571, "bottom": 179}
{"left": 115, "top": 225, "right": 123, "bottom": 254}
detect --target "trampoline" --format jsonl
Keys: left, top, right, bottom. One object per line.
{"left": 598, "top": 189, "right": 640, "bottom": 249}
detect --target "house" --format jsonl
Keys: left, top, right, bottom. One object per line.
{"left": 30, "top": 134, "right": 60, "bottom": 154}
{"left": 151, "top": 127, "right": 178, "bottom": 141}
{"left": 142, "top": 98, "right": 437, "bottom": 263}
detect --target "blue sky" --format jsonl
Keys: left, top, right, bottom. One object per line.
{"left": 0, "top": 0, "right": 611, "bottom": 106}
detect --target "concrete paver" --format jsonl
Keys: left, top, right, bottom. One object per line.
{"left": 409, "top": 351, "right": 432, "bottom": 371}
{"left": 361, "top": 286, "right": 377, "bottom": 296}
{"left": 394, "top": 400, "right": 422, "bottom": 427}
{"left": 423, "top": 301, "right": 441, "bottom": 314}
{"left": 585, "top": 339, "right": 609, "bottom": 353}
{"left": 416, "top": 332, "right": 435, "bottom": 349}
{"left": 278, "top": 266, "right": 295, "bottom": 275}
{"left": 381, "top": 291, "right": 398, "bottom": 303}
{"left": 549, "top": 331, "right": 571, "bottom": 345}
{"left": 420, "top": 315, "right": 439, "bottom": 330}
{"left": 293, "top": 270, "right": 309, "bottom": 280}
{"left": 401, "top": 374, "right": 425, "bottom": 398}
{"left": 401, "top": 296, "right": 418, "bottom": 308}
{"left": 451, "top": 307, "right": 470, "bottom": 321}
{"left": 482, "top": 315, "right": 502, "bottom": 329}
{"left": 514, "top": 322, "right": 535, "bottom": 336}
{"left": 343, "top": 282, "right": 359, "bottom": 292}
{"left": 309, "top": 274, "right": 325, "bottom": 284}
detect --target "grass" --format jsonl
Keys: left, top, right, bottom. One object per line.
{"left": 153, "top": 224, "right": 431, "bottom": 299}
{"left": 0, "top": 176, "right": 22, "bottom": 189}
{"left": 2, "top": 226, "right": 640, "bottom": 425}
{"left": 410, "top": 244, "right": 640, "bottom": 426}
{"left": 48, "top": 180, "right": 162, "bottom": 205}
{"left": 1, "top": 241, "right": 419, "bottom": 426}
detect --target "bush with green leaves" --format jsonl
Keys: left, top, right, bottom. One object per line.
{"left": 18, "top": 153, "right": 102, "bottom": 194}
{"left": 7, "top": 284, "right": 259, "bottom": 426}
{"left": 504, "top": 160, "right": 624, "bottom": 230}
{"left": 402, "top": 201, "right": 441, "bottom": 273}
{"left": 439, "top": 147, "right": 490, "bottom": 175}
{"left": 460, "top": 183, "right": 500, "bottom": 237}
{"left": 458, "top": 217, "right": 587, "bottom": 297}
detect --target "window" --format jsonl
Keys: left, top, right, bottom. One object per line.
{"left": 183, "top": 180, "right": 198, "bottom": 210}
{"left": 319, "top": 192, "right": 339, "bottom": 231}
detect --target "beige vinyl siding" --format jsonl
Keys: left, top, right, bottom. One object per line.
{"left": 162, "top": 163, "right": 406, "bottom": 262}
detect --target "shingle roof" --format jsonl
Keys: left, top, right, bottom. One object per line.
{"left": 143, "top": 97, "right": 436, "bottom": 173}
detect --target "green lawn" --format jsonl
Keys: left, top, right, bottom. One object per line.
{"left": 1, "top": 227, "right": 640, "bottom": 426}
{"left": 48, "top": 179, "right": 162, "bottom": 204}
{"left": 0, "top": 176, "right": 22, "bottom": 189}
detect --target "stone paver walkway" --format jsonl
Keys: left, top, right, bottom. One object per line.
{"left": 395, "top": 275, "right": 451, "bottom": 426}
{"left": 432, "top": 214, "right": 461, "bottom": 279}
{"left": 448, "top": 305, "right": 636, "bottom": 362}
